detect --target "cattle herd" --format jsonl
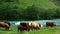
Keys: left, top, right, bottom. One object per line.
{"left": 0, "top": 21, "right": 56, "bottom": 31}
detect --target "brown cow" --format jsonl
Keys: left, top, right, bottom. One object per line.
{"left": 0, "top": 22, "right": 10, "bottom": 30}
{"left": 18, "top": 22, "right": 41, "bottom": 31}
{"left": 18, "top": 22, "right": 30, "bottom": 31}
{"left": 46, "top": 22, "right": 56, "bottom": 27}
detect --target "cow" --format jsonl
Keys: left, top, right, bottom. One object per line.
{"left": 29, "top": 22, "right": 41, "bottom": 29}
{"left": 0, "top": 22, "right": 11, "bottom": 30}
{"left": 18, "top": 22, "right": 42, "bottom": 31}
{"left": 46, "top": 22, "right": 56, "bottom": 27}
{"left": 18, "top": 22, "right": 30, "bottom": 31}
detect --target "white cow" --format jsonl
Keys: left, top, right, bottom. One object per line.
{"left": 29, "top": 21, "right": 43, "bottom": 28}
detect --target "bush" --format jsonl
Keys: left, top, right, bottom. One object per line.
{"left": 36, "top": 8, "right": 56, "bottom": 20}
{"left": 22, "top": 5, "right": 40, "bottom": 20}
{"left": 55, "top": 8, "right": 60, "bottom": 18}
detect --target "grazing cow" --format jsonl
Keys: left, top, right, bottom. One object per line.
{"left": 0, "top": 22, "right": 11, "bottom": 30}
{"left": 18, "top": 22, "right": 30, "bottom": 31}
{"left": 46, "top": 22, "right": 56, "bottom": 27}
{"left": 29, "top": 22, "right": 41, "bottom": 29}
{"left": 18, "top": 22, "right": 42, "bottom": 31}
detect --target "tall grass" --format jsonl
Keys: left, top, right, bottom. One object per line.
{"left": 0, "top": 26, "right": 60, "bottom": 34}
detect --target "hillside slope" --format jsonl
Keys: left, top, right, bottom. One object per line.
{"left": 18, "top": 0, "right": 58, "bottom": 9}
{"left": 0, "top": 0, "right": 59, "bottom": 20}
{"left": 50, "top": 0, "right": 60, "bottom": 7}
{"left": 0, "top": 0, "right": 58, "bottom": 9}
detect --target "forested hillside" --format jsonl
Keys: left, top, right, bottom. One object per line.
{"left": 50, "top": 0, "right": 60, "bottom": 7}
{"left": 0, "top": 0, "right": 60, "bottom": 21}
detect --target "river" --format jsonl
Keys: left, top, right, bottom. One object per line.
{"left": 9, "top": 19, "right": 60, "bottom": 26}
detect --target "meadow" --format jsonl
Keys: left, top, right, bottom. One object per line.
{"left": 0, "top": 26, "right": 60, "bottom": 34}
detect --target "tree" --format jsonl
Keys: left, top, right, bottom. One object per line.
{"left": 39, "top": 9, "right": 56, "bottom": 20}
{"left": 23, "top": 5, "right": 40, "bottom": 20}
{"left": 55, "top": 8, "right": 60, "bottom": 18}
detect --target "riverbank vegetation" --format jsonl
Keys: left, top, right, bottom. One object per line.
{"left": 0, "top": 0, "right": 60, "bottom": 21}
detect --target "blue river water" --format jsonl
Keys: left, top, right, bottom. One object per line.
{"left": 9, "top": 19, "right": 60, "bottom": 26}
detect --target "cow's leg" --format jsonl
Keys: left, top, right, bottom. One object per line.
{"left": 26, "top": 27, "right": 30, "bottom": 31}
{"left": 18, "top": 28, "right": 19, "bottom": 32}
{"left": 5, "top": 27, "right": 9, "bottom": 30}
{"left": 46, "top": 25, "right": 48, "bottom": 27}
{"left": 27, "top": 28, "right": 30, "bottom": 31}
{"left": 18, "top": 28, "right": 21, "bottom": 32}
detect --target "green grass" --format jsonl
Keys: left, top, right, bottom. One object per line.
{"left": 0, "top": 26, "right": 60, "bottom": 34}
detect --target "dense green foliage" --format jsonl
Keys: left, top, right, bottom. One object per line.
{"left": 55, "top": 8, "right": 60, "bottom": 18}
{"left": 0, "top": 0, "right": 60, "bottom": 20}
